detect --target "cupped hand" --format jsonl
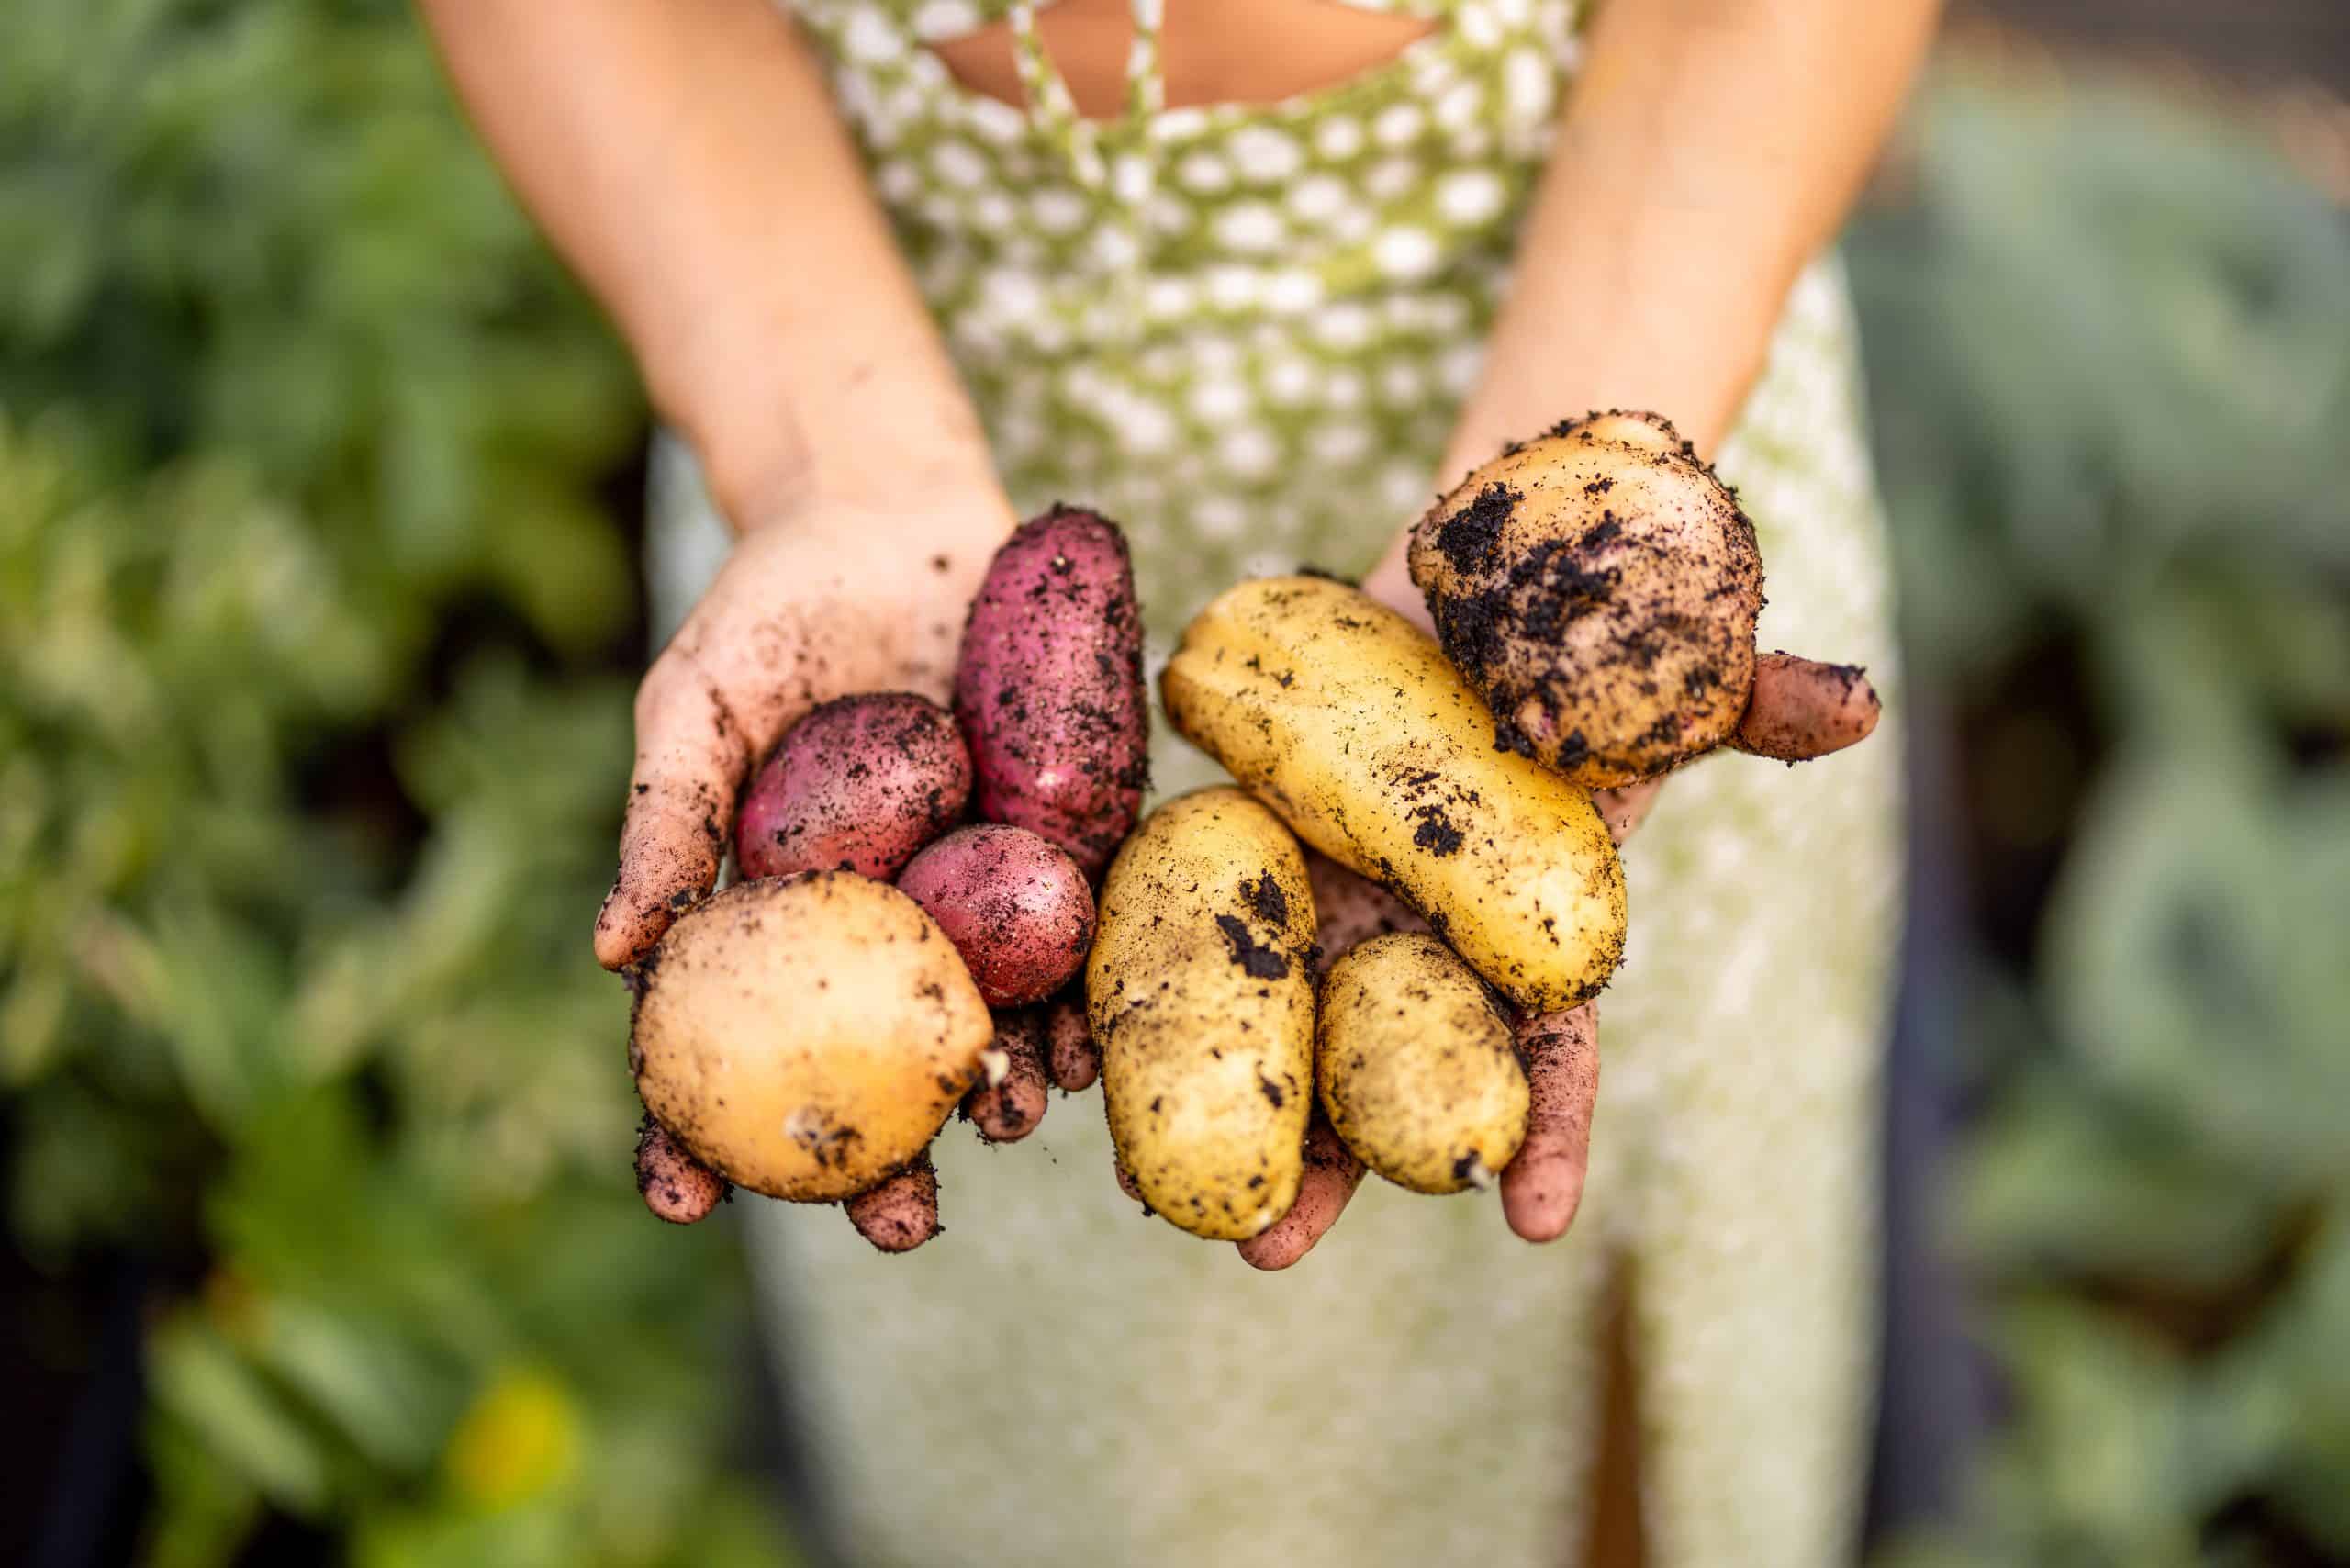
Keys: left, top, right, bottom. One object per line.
{"left": 1237, "top": 568, "right": 1880, "bottom": 1269}
{"left": 596, "top": 486, "right": 1012, "bottom": 971}
{"left": 614, "top": 479, "right": 1013, "bottom": 1227}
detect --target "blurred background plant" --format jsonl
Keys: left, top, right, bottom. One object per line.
{"left": 1, "top": 1, "right": 2344, "bottom": 1565}
{"left": 1851, "top": 20, "right": 2350, "bottom": 1567}
{"left": 3, "top": 1, "right": 794, "bottom": 1563}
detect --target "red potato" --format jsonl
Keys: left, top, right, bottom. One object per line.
{"left": 733, "top": 692, "right": 971, "bottom": 882}
{"left": 897, "top": 825, "right": 1095, "bottom": 1008}
{"left": 953, "top": 507, "right": 1149, "bottom": 877}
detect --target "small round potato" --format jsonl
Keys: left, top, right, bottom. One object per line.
{"left": 1408, "top": 410, "right": 1763, "bottom": 787}
{"left": 631, "top": 872, "right": 992, "bottom": 1202}
{"left": 1318, "top": 933, "right": 1529, "bottom": 1194}
{"left": 897, "top": 824, "right": 1095, "bottom": 1007}
{"left": 733, "top": 692, "right": 971, "bottom": 881}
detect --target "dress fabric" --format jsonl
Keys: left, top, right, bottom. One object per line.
{"left": 644, "top": 1, "right": 1906, "bottom": 1562}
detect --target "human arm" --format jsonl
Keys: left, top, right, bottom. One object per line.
{"left": 416, "top": 0, "right": 1017, "bottom": 971}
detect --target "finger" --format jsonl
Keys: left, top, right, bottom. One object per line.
{"left": 1113, "top": 1158, "right": 1150, "bottom": 1214}
{"left": 845, "top": 1152, "right": 941, "bottom": 1253}
{"left": 635, "top": 1117, "right": 730, "bottom": 1225}
{"left": 964, "top": 1009, "right": 1050, "bottom": 1142}
{"left": 1734, "top": 652, "right": 1881, "bottom": 763}
{"left": 1044, "top": 991, "right": 1099, "bottom": 1092}
{"left": 594, "top": 648, "right": 755, "bottom": 969}
{"left": 1503, "top": 1002, "right": 1600, "bottom": 1243}
{"left": 1592, "top": 778, "right": 1664, "bottom": 846}
{"left": 1305, "top": 851, "right": 1427, "bottom": 982}
{"left": 1237, "top": 1116, "right": 1366, "bottom": 1271}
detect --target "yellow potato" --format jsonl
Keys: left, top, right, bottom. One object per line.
{"left": 1318, "top": 934, "right": 1529, "bottom": 1194}
{"left": 1087, "top": 788, "right": 1317, "bottom": 1240}
{"left": 1162, "top": 576, "right": 1627, "bottom": 1013}
{"left": 1407, "top": 410, "right": 1764, "bottom": 787}
{"left": 631, "top": 872, "right": 991, "bottom": 1202}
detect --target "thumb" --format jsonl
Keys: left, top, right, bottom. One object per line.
{"left": 1734, "top": 653, "right": 1881, "bottom": 763}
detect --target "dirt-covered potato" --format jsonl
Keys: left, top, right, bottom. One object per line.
{"left": 1087, "top": 788, "right": 1317, "bottom": 1240}
{"left": 954, "top": 506, "right": 1149, "bottom": 877}
{"left": 1162, "top": 576, "right": 1626, "bottom": 1014}
{"left": 631, "top": 873, "right": 992, "bottom": 1202}
{"left": 733, "top": 692, "right": 971, "bottom": 881}
{"left": 896, "top": 824, "right": 1095, "bottom": 1008}
{"left": 1408, "top": 410, "right": 1764, "bottom": 787}
{"left": 1317, "top": 934, "right": 1529, "bottom": 1193}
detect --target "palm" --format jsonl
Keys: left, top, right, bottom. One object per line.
{"left": 594, "top": 493, "right": 1006, "bottom": 971}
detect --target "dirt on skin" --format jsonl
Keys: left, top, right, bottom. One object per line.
{"left": 845, "top": 1153, "right": 942, "bottom": 1253}
{"left": 635, "top": 1115, "right": 731, "bottom": 1223}
{"left": 1044, "top": 990, "right": 1100, "bottom": 1092}
{"left": 963, "top": 1007, "right": 1052, "bottom": 1140}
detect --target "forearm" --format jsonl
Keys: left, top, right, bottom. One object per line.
{"left": 1437, "top": 0, "right": 1938, "bottom": 482}
{"left": 417, "top": 0, "right": 995, "bottom": 525}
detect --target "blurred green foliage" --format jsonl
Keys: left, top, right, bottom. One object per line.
{"left": 2, "top": 1, "right": 794, "bottom": 1563}
{"left": 6, "top": 3, "right": 2346, "bottom": 1562}
{"left": 1851, "top": 63, "right": 2350, "bottom": 1567}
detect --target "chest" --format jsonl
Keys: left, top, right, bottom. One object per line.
{"left": 923, "top": 0, "right": 1446, "bottom": 120}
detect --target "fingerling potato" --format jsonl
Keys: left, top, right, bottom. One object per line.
{"left": 1317, "top": 934, "right": 1528, "bottom": 1194}
{"left": 1162, "top": 576, "right": 1626, "bottom": 1013}
{"left": 1087, "top": 788, "right": 1316, "bottom": 1240}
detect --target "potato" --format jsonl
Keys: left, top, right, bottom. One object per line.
{"left": 1407, "top": 410, "right": 1763, "bottom": 787}
{"left": 1316, "top": 934, "right": 1529, "bottom": 1194}
{"left": 1162, "top": 576, "right": 1627, "bottom": 1013}
{"left": 954, "top": 506, "right": 1149, "bottom": 877}
{"left": 896, "top": 824, "right": 1094, "bottom": 1007}
{"left": 631, "top": 872, "right": 991, "bottom": 1201}
{"left": 1087, "top": 788, "right": 1317, "bottom": 1240}
{"left": 733, "top": 692, "right": 971, "bottom": 881}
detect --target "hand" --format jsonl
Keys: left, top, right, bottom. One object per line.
{"left": 610, "top": 477, "right": 1013, "bottom": 1226}
{"left": 1237, "top": 579, "right": 1880, "bottom": 1268}
{"left": 596, "top": 483, "right": 1013, "bottom": 969}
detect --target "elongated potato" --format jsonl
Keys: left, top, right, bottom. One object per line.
{"left": 1162, "top": 577, "right": 1627, "bottom": 1012}
{"left": 631, "top": 873, "right": 992, "bottom": 1202}
{"left": 1317, "top": 934, "right": 1529, "bottom": 1193}
{"left": 1087, "top": 788, "right": 1317, "bottom": 1240}
{"left": 954, "top": 507, "right": 1149, "bottom": 876}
